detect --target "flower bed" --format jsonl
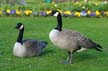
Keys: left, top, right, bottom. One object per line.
{"left": 0, "top": 2, "right": 108, "bottom": 17}
{"left": 0, "top": 9, "right": 108, "bottom": 18}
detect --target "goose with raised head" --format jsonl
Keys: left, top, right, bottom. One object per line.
{"left": 13, "top": 23, "right": 48, "bottom": 57}
{"left": 49, "top": 11, "right": 102, "bottom": 64}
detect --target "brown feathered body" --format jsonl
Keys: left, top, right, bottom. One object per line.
{"left": 49, "top": 29, "right": 102, "bottom": 52}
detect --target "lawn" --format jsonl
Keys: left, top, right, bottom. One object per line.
{"left": 0, "top": 17, "right": 108, "bottom": 71}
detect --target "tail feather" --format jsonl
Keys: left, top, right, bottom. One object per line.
{"left": 40, "top": 41, "right": 48, "bottom": 48}
{"left": 95, "top": 44, "right": 103, "bottom": 52}
{"left": 79, "top": 38, "right": 102, "bottom": 52}
{"left": 97, "top": 44, "right": 102, "bottom": 49}
{"left": 95, "top": 47, "right": 102, "bottom": 52}
{"left": 43, "top": 41, "right": 48, "bottom": 45}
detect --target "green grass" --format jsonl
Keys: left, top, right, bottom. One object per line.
{"left": 0, "top": 17, "right": 108, "bottom": 71}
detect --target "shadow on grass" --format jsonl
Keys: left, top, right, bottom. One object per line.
{"left": 73, "top": 51, "right": 104, "bottom": 64}
{"left": 41, "top": 49, "right": 56, "bottom": 56}
{"left": 0, "top": 51, "right": 4, "bottom": 56}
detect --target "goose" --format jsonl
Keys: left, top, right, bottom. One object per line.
{"left": 49, "top": 11, "right": 102, "bottom": 64}
{"left": 13, "top": 23, "right": 48, "bottom": 57}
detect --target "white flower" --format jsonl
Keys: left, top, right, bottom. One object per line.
{"left": 54, "top": 4, "right": 57, "bottom": 7}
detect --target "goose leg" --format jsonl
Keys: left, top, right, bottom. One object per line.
{"left": 62, "top": 46, "right": 81, "bottom": 64}
{"left": 67, "top": 51, "right": 73, "bottom": 63}
{"left": 62, "top": 51, "right": 73, "bottom": 64}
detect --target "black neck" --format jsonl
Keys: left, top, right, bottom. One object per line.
{"left": 16, "top": 28, "right": 24, "bottom": 43}
{"left": 55, "top": 13, "right": 62, "bottom": 31}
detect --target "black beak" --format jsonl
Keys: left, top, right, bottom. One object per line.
{"left": 50, "top": 10, "right": 57, "bottom": 16}
{"left": 15, "top": 23, "right": 23, "bottom": 29}
{"left": 15, "top": 25, "right": 19, "bottom": 29}
{"left": 15, "top": 26, "right": 17, "bottom": 29}
{"left": 50, "top": 11, "right": 54, "bottom": 16}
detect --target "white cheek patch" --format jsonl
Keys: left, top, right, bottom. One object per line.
{"left": 20, "top": 25, "right": 24, "bottom": 30}
{"left": 54, "top": 12, "right": 59, "bottom": 17}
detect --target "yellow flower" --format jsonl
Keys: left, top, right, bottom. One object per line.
{"left": 64, "top": 11, "right": 71, "bottom": 15}
{"left": 96, "top": 11, "right": 100, "bottom": 16}
{"left": 75, "top": 11, "right": 80, "bottom": 17}
{"left": 57, "top": 9, "right": 62, "bottom": 14}
{"left": 52, "top": 1, "right": 57, "bottom": 7}
{"left": 24, "top": 10, "right": 29, "bottom": 15}
{"left": 16, "top": 10, "right": 22, "bottom": 15}
{"left": 6, "top": 9, "right": 10, "bottom": 13}
{"left": 95, "top": 3, "right": 99, "bottom": 6}
{"left": 52, "top": 1, "right": 55, "bottom": 4}
{"left": 79, "top": 3, "right": 82, "bottom": 6}
{"left": 75, "top": 2, "right": 79, "bottom": 5}
{"left": 29, "top": 10, "right": 32, "bottom": 14}
{"left": 24, "top": 10, "right": 32, "bottom": 16}
{"left": 87, "top": 10, "right": 91, "bottom": 14}
{"left": 46, "top": 10, "right": 52, "bottom": 15}
{"left": 0, "top": 10, "right": 2, "bottom": 15}
{"left": 105, "top": 11, "right": 108, "bottom": 16}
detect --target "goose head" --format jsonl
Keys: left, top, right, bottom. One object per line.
{"left": 15, "top": 23, "right": 24, "bottom": 30}
{"left": 51, "top": 10, "right": 60, "bottom": 17}
{"left": 51, "top": 10, "right": 62, "bottom": 31}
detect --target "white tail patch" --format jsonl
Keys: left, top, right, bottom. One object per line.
{"left": 54, "top": 12, "right": 59, "bottom": 17}
{"left": 77, "top": 48, "right": 87, "bottom": 52}
{"left": 20, "top": 25, "right": 24, "bottom": 30}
